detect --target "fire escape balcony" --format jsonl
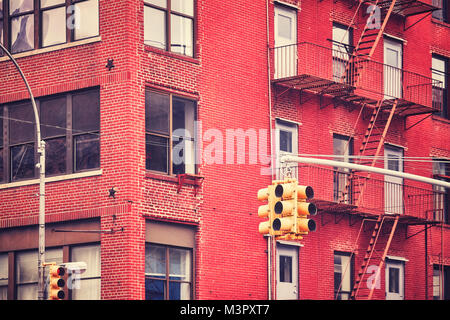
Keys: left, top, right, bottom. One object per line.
{"left": 270, "top": 42, "right": 443, "bottom": 116}
{"left": 290, "top": 164, "right": 446, "bottom": 225}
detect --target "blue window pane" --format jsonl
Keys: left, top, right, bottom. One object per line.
{"left": 145, "top": 278, "right": 165, "bottom": 300}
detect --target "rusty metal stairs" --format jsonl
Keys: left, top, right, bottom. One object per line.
{"left": 341, "top": 0, "right": 398, "bottom": 88}
{"left": 351, "top": 214, "right": 400, "bottom": 299}
{"left": 339, "top": 99, "right": 398, "bottom": 206}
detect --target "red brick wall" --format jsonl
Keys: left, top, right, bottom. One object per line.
{"left": 0, "top": 0, "right": 448, "bottom": 300}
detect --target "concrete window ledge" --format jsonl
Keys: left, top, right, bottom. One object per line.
{"left": 0, "top": 36, "right": 102, "bottom": 63}
{"left": 0, "top": 169, "right": 102, "bottom": 190}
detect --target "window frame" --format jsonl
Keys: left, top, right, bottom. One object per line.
{"left": 333, "top": 134, "right": 353, "bottom": 204}
{"left": 334, "top": 251, "right": 353, "bottom": 300}
{"left": 1, "top": 0, "right": 100, "bottom": 54}
{"left": 432, "top": 54, "right": 449, "bottom": 120}
{"left": 144, "top": 0, "right": 196, "bottom": 58}
{"left": 0, "top": 87, "right": 100, "bottom": 184}
{"left": 432, "top": 0, "right": 448, "bottom": 23}
{"left": 331, "top": 22, "right": 354, "bottom": 84}
{"left": 145, "top": 243, "right": 193, "bottom": 300}
{"left": 0, "top": 242, "right": 100, "bottom": 300}
{"left": 145, "top": 89, "right": 197, "bottom": 176}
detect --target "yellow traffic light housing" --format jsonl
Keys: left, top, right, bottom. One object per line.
{"left": 258, "top": 178, "right": 317, "bottom": 240}
{"left": 49, "top": 265, "right": 66, "bottom": 300}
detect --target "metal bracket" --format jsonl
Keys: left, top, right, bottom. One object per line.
{"left": 404, "top": 12, "right": 432, "bottom": 31}
{"left": 52, "top": 228, "right": 124, "bottom": 234}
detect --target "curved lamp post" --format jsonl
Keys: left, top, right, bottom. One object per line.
{"left": 0, "top": 43, "right": 46, "bottom": 300}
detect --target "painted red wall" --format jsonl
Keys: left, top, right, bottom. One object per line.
{"left": 0, "top": 0, "right": 448, "bottom": 300}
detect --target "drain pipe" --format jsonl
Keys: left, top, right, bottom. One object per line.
{"left": 266, "top": 0, "right": 274, "bottom": 300}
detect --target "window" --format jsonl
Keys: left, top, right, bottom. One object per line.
{"left": 434, "top": 265, "right": 450, "bottom": 300}
{"left": 333, "top": 134, "right": 353, "bottom": 203}
{"left": 145, "top": 90, "right": 196, "bottom": 175}
{"left": 145, "top": 244, "right": 192, "bottom": 300}
{"left": 334, "top": 252, "right": 352, "bottom": 300}
{"left": 0, "top": 253, "right": 7, "bottom": 300}
{"left": 1, "top": 0, "right": 99, "bottom": 54}
{"left": 15, "top": 248, "right": 62, "bottom": 300}
{"left": 144, "top": 0, "right": 195, "bottom": 57}
{"left": 433, "top": 159, "right": 449, "bottom": 223}
{"left": 432, "top": 0, "right": 448, "bottom": 23}
{"left": 70, "top": 244, "right": 101, "bottom": 300}
{"left": 0, "top": 88, "right": 100, "bottom": 183}
{"left": 432, "top": 55, "right": 448, "bottom": 119}
{"left": 275, "top": 120, "right": 298, "bottom": 179}
{"left": 332, "top": 23, "right": 353, "bottom": 84}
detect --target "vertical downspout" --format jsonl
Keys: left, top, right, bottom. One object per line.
{"left": 425, "top": 224, "right": 428, "bottom": 300}
{"left": 266, "top": 0, "right": 274, "bottom": 301}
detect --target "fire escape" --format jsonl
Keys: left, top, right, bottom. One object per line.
{"left": 271, "top": 0, "right": 442, "bottom": 299}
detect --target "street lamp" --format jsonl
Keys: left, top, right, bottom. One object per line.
{"left": 0, "top": 43, "right": 46, "bottom": 300}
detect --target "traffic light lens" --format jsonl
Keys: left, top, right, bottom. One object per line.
{"left": 308, "top": 203, "right": 317, "bottom": 215}
{"left": 275, "top": 184, "right": 284, "bottom": 198}
{"left": 308, "top": 219, "right": 317, "bottom": 232}
{"left": 274, "top": 201, "right": 283, "bottom": 214}
{"left": 305, "top": 186, "right": 314, "bottom": 199}
{"left": 57, "top": 291, "right": 65, "bottom": 299}
{"left": 272, "top": 218, "right": 281, "bottom": 231}
{"left": 57, "top": 267, "right": 65, "bottom": 276}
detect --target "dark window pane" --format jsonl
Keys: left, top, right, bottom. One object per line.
{"left": 74, "top": 133, "right": 99, "bottom": 171}
{"left": 0, "top": 148, "right": 3, "bottom": 182}
{"left": 279, "top": 255, "right": 292, "bottom": 283}
{"left": 42, "top": 7, "right": 66, "bottom": 47}
{"left": 11, "top": 143, "right": 34, "bottom": 181}
{"left": 45, "top": 137, "right": 66, "bottom": 176}
{"left": 145, "top": 278, "right": 165, "bottom": 300}
{"left": 279, "top": 130, "right": 292, "bottom": 153}
{"left": 73, "top": 89, "right": 100, "bottom": 133}
{"left": 389, "top": 268, "right": 400, "bottom": 293}
{"left": 40, "top": 96, "right": 66, "bottom": 138}
{"left": 169, "top": 281, "right": 190, "bottom": 300}
{"left": 146, "top": 134, "right": 168, "bottom": 173}
{"left": 9, "top": 102, "right": 35, "bottom": 145}
{"left": 145, "top": 92, "right": 169, "bottom": 135}
{"left": 0, "top": 17, "right": 3, "bottom": 57}
{"left": 10, "top": 14, "right": 34, "bottom": 54}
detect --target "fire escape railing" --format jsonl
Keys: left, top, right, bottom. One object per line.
{"left": 270, "top": 42, "right": 443, "bottom": 112}
{"left": 289, "top": 164, "right": 446, "bottom": 222}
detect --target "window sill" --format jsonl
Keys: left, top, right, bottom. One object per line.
{"left": 431, "top": 18, "right": 450, "bottom": 28}
{"left": 0, "top": 169, "right": 102, "bottom": 190}
{"left": 432, "top": 114, "right": 450, "bottom": 124}
{"left": 144, "top": 45, "right": 200, "bottom": 65}
{"left": 145, "top": 171, "right": 203, "bottom": 187}
{"left": 0, "top": 36, "right": 102, "bottom": 63}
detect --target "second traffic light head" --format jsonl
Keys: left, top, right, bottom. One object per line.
{"left": 275, "top": 184, "right": 314, "bottom": 200}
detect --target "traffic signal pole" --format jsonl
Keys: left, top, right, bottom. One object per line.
{"left": 280, "top": 156, "right": 450, "bottom": 189}
{"left": 0, "top": 43, "right": 46, "bottom": 300}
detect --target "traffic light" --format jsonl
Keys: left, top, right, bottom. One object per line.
{"left": 49, "top": 265, "right": 66, "bottom": 300}
{"left": 258, "top": 178, "right": 317, "bottom": 240}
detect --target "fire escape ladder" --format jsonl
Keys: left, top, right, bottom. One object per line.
{"left": 351, "top": 214, "right": 399, "bottom": 299}
{"left": 342, "top": 0, "right": 398, "bottom": 88}
{"left": 340, "top": 99, "right": 398, "bottom": 206}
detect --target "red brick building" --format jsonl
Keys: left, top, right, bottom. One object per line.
{"left": 0, "top": 0, "right": 448, "bottom": 300}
